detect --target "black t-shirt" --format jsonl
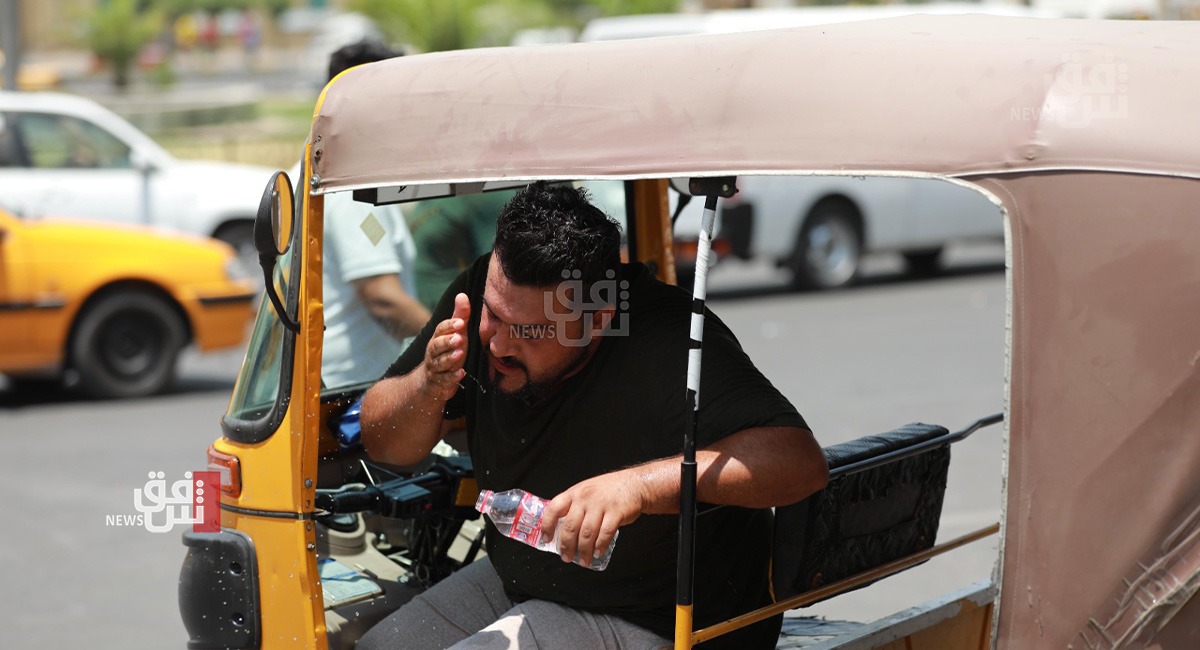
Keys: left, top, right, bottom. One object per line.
{"left": 386, "top": 254, "right": 809, "bottom": 649}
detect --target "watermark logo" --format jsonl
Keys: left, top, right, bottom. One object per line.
{"left": 544, "top": 269, "right": 629, "bottom": 347}
{"left": 1012, "top": 53, "right": 1128, "bottom": 129}
{"left": 106, "top": 470, "right": 220, "bottom": 533}
{"left": 508, "top": 270, "right": 630, "bottom": 347}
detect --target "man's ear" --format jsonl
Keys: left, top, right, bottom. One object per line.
{"left": 590, "top": 304, "right": 617, "bottom": 336}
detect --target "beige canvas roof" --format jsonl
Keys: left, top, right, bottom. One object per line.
{"left": 306, "top": 13, "right": 1200, "bottom": 649}
{"left": 310, "top": 14, "right": 1200, "bottom": 194}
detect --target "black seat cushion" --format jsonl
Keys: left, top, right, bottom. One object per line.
{"left": 772, "top": 423, "right": 951, "bottom": 603}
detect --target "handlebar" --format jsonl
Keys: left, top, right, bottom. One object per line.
{"left": 317, "top": 485, "right": 384, "bottom": 513}
{"left": 315, "top": 454, "right": 477, "bottom": 520}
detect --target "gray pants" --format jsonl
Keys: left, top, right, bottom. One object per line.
{"left": 356, "top": 558, "right": 672, "bottom": 650}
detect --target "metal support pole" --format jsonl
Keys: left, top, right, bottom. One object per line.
{"left": 1, "top": 0, "right": 20, "bottom": 91}
{"left": 674, "top": 188, "right": 723, "bottom": 650}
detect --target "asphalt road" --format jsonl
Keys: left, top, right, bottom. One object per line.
{"left": 0, "top": 246, "right": 1007, "bottom": 648}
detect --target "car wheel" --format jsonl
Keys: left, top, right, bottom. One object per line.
{"left": 69, "top": 291, "right": 187, "bottom": 399}
{"left": 903, "top": 248, "right": 944, "bottom": 277}
{"left": 214, "top": 220, "right": 261, "bottom": 290}
{"left": 789, "top": 201, "right": 862, "bottom": 290}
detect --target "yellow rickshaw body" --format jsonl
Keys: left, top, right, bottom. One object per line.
{"left": 183, "top": 14, "right": 1200, "bottom": 650}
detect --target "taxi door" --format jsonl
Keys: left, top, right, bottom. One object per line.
{"left": 0, "top": 209, "right": 37, "bottom": 371}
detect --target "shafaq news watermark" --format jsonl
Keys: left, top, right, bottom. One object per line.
{"left": 106, "top": 470, "right": 220, "bottom": 533}
{"left": 1011, "top": 52, "right": 1129, "bottom": 129}
{"left": 509, "top": 269, "right": 630, "bottom": 347}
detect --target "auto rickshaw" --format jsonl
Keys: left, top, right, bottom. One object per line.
{"left": 179, "top": 14, "right": 1200, "bottom": 649}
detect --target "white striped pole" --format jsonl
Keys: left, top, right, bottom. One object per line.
{"left": 675, "top": 186, "right": 723, "bottom": 650}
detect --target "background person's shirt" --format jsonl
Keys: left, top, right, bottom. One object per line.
{"left": 386, "top": 254, "right": 810, "bottom": 649}
{"left": 322, "top": 190, "right": 418, "bottom": 388}
{"left": 404, "top": 192, "right": 508, "bottom": 310}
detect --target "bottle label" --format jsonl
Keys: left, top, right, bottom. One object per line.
{"left": 506, "top": 493, "right": 544, "bottom": 545}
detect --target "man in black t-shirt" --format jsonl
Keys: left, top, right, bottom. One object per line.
{"left": 357, "top": 182, "right": 828, "bottom": 650}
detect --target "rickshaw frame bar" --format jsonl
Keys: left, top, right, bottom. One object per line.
{"left": 690, "top": 523, "right": 1002, "bottom": 645}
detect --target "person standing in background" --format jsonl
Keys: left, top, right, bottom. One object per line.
{"left": 318, "top": 40, "right": 431, "bottom": 387}
{"left": 404, "top": 191, "right": 513, "bottom": 310}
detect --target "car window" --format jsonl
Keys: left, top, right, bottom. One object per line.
{"left": 15, "top": 112, "right": 133, "bottom": 169}
{"left": 0, "top": 113, "right": 23, "bottom": 167}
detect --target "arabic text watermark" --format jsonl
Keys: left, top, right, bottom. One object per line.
{"left": 106, "top": 470, "right": 220, "bottom": 533}
{"left": 506, "top": 270, "right": 630, "bottom": 347}
{"left": 1011, "top": 53, "right": 1128, "bottom": 129}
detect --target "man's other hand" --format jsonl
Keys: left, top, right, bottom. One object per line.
{"left": 540, "top": 470, "right": 647, "bottom": 568}
{"left": 422, "top": 293, "right": 470, "bottom": 402}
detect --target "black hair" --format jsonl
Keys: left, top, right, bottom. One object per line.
{"left": 328, "top": 39, "right": 401, "bottom": 83}
{"left": 493, "top": 182, "right": 622, "bottom": 292}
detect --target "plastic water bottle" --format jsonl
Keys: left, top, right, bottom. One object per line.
{"left": 475, "top": 489, "right": 617, "bottom": 571}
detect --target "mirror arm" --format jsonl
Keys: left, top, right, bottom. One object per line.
{"left": 259, "top": 254, "right": 300, "bottom": 333}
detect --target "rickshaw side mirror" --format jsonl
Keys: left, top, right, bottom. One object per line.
{"left": 255, "top": 171, "right": 295, "bottom": 258}
{"left": 254, "top": 171, "right": 299, "bottom": 333}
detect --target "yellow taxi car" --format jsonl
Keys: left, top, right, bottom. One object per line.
{"left": 0, "top": 205, "right": 256, "bottom": 398}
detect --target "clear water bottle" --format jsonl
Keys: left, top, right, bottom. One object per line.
{"left": 475, "top": 489, "right": 617, "bottom": 571}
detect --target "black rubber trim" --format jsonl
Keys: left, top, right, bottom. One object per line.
{"left": 179, "top": 528, "right": 261, "bottom": 649}
{"left": 0, "top": 300, "right": 66, "bottom": 311}
{"left": 220, "top": 502, "right": 315, "bottom": 520}
{"left": 198, "top": 293, "right": 257, "bottom": 307}
{"left": 829, "top": 414, "right": 1003, "bottom": 479}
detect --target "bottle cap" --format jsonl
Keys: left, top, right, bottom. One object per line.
{"left": 475, "top": 489, "right": 493, "bottom": 513}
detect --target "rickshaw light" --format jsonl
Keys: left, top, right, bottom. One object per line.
{"left": 207, "top": 445, "right": 242, "bottom": 498}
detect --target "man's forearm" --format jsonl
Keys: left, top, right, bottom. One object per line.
{"left": 360, "top": 368, "right": 448, "bottom": 466}
{"left": 628, "top": 426, "right": 829, "bottom": 514}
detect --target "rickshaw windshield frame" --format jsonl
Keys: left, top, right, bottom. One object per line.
{"left": 220, "top": 167, "right": 304, "bottom": 444}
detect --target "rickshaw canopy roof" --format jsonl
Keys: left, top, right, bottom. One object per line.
{"left": 306, "top": 13, "right": 1200, "bottom": 650}
{"left": 310, "top": 14, "right": 1200, "bottom": 194}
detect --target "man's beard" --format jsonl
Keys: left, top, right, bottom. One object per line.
{"left": 486, "top": 344, "right": 592, "bottom": 405}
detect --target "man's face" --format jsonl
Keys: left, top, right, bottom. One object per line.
{"left": 478, "top": 255, "right": 594, "bottom": 401}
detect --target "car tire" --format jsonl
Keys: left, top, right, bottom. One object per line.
{"left": 903, "top": 248, "right": 944, "bottom": 277}
{"left": 69, "top": 291, "right": 187, "bottom": 399}
{"left": 789, "top": 200, "right": 862, "bottom": 291}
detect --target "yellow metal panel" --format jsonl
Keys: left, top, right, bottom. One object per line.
{"left": 674, "top": 604, "right": 694, "bottom": 650}
{"left": 213, "top": 142, "right": 328, "bottom": 649}
{"left": 190, "top": 301, "right": 257, "bottom": 351}
{"left": 219, "top": 510, "right": 326, "bottom": 649}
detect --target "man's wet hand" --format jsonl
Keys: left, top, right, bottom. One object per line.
{"left": 422, "top": 293, "right": 470, "bottom": 402}
{"left": 540, "top": 470, "right": 647, "bottom": 568}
